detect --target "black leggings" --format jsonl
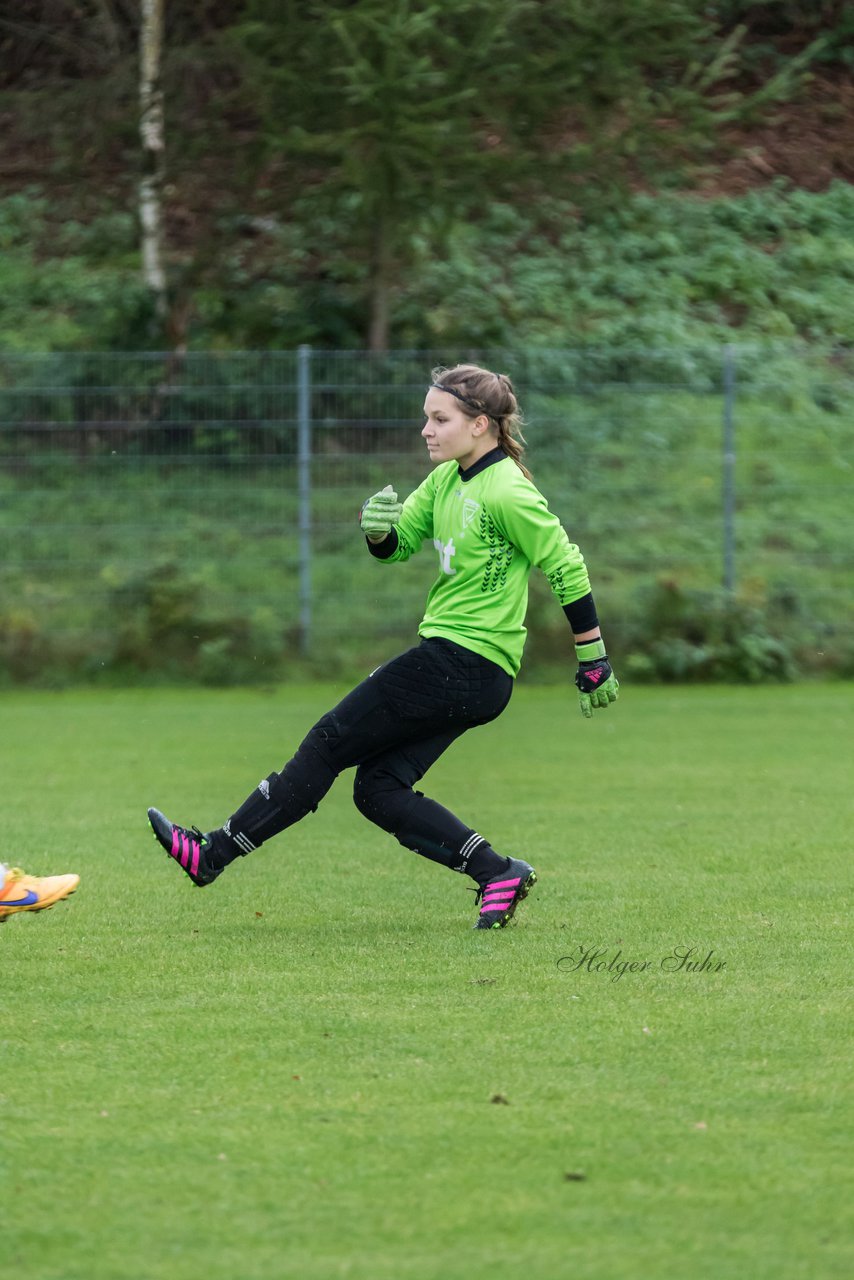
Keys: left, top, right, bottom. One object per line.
{"left": 226, "top": 638, "right": 513, "bottom": 872}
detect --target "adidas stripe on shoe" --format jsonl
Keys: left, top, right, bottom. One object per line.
{"left": 147, "top": 807, "right": 222, "bottom": 887}
{"left": 473, "top": 857, "right": 537, "bottom": 930}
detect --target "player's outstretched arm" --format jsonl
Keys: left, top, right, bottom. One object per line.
{"left": 574, "top": 636, "right": 620, "bottom": 719}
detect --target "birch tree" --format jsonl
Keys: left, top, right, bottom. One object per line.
{"left": 139, "top": 0, "right": 167, "bottom": 323}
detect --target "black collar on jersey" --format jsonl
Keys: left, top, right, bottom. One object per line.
{"left": 458, "top": 446, "right": 506, "bottom": 483}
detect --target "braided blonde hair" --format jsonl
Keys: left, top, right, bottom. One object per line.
{"left": 430, "top": 363, "right": 531, "bottom": 479}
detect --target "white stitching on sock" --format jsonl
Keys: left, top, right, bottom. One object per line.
{"left": 457, "top": 832, "right": 485, "bottom": 874}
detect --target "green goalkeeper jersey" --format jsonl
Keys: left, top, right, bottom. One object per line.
{"left": 377, "top": 451, "right": 591, "bottom": 677}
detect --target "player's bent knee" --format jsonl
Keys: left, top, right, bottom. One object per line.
{"left": 353, "top": 768, "right": 410, "bottom": 832}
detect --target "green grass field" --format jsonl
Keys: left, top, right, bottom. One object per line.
{"left": 2, "top": 683, "right": 852, "bottom": 1280}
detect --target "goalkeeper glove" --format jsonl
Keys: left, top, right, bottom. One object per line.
{"left": 360, "top": 485, "right": 402, "bottom": 538}
{"left": 575, "top": 638, "right": 619, "bottom": 719}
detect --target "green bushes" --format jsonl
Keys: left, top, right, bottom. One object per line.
{"left": 0, "top": 192, "right": 153, "bottom": 352}
{"left": 2, "top": 183, "right": 853, "bottom": 354}
{"left": 396, "top": 184, "right": 854, "bottom": 353}
{"left": 0, "top": 560, "right": 287, "bottom": 688}
{"left": 616, "top": 580, "right": 797, "bottom": 684}
{"left": 105, "top": 560, "right": 284, "bottom": 684}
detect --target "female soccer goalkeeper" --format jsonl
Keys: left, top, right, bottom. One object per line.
{"left": 148, "top": 364, "right": 619, "bottom": 929}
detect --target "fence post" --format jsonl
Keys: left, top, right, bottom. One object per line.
{"left": 297, "top": 344, "right": 312, "bottom": 655}
{"left": 722, "top": 344, "right": 737, "bottom": 596}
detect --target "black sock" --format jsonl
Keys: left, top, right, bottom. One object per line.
{"left": 206, "top": 827, "right": 244, "bottom": 871}
{"left": 395, "top": 830, "right": 508, "bottom": 885}
{"left": 388, "top": 795, "right": 510, "bottom": 885}
{"left": 466, "top": 846, "right": 511, "bottom": 888}
{"left": 205, "top": 774, "right": 284, "bottom": 870}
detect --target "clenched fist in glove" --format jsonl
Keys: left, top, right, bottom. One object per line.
{"left": 360, "top": 485, "right": 403, "bottom": 539}
{"left": 575, "top": 638, "right": 620, "bottom": 719}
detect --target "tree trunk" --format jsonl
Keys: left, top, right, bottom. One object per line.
{"left": 368, "top": 213, "right": 393, "bottom": 353}
{"left": 139, "top": 0, "right": 167, "bottom": 322}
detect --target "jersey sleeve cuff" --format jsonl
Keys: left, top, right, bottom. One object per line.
{"left": 562, "top": 592, "right": 599, "bottom": 634}
{"left": 366, "top": 528, "right": 399, "bottom": 558}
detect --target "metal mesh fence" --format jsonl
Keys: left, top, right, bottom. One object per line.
{"left": 0, "top": 346, "right": 851, "bottom": 682}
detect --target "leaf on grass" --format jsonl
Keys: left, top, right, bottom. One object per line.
{"left": 564, "top": 1171, "right": 587, "bottom": 1182}
{"left": 490, "top": 1093, "right": 510, "bottom": 1105}
{"left": 255, "top": 911, "right": 264, "bottom": 918}
{"left": 471, "top": 977, "right": 498, "bottom": 985}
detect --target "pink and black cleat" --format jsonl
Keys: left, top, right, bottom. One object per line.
{"left": 473, "top": 857, "right": 538, "bottom": 930}
{"left": 147, "top": 807, "right": 221, "bottom": 887}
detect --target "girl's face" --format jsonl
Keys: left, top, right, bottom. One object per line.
{"left": 421, "top": 388, "right": 494, "bottom": 469}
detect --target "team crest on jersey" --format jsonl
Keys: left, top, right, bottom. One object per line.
{"left": 462, "top": 498, "right": 480, "bottom": 529}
